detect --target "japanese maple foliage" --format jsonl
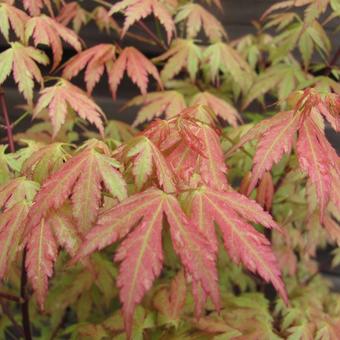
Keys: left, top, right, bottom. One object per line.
{"left": 0, "top": 0, "right": 339, "bottom": 339}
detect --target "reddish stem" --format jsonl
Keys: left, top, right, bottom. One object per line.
{"left": 0, "top": 88, "right": 32, "bottom": 340}
{"left": 21, "top": 250, "right": 32, "bottom": 340}
{"left": 136, "top": 21, "right": 167, "bottom": 50}
{"left": 0, "top": 292, "right": 23, "bottom": 303}
{"left": 0, "top": 88, "right": 15, "bottom": 153}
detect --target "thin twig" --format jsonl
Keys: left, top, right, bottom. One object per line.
{"left": 0, "top": 88, "right": 15, "bottom": 153}
{"left": 0, "top": 300, "right": 24, "bottom": 337}
{"left": 325, "top": 46, "right": 340, "bottom": 76}
{"left": 0, "top": 292, "right": 23, "bottom": 303}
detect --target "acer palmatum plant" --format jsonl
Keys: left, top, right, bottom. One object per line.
{"left": 0, "top": 0, "right": 339, "bottom": 339}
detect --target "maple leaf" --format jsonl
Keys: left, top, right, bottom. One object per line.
{"left": 109, "top": 0, "right": 175, "bottom": 43}
{"left": 26, "top": 140, "right": 127, "bottom": 235}
{"left": 296, "top": 116, "right": 333, "bottom": 220}
{"left": 153, "top": 270, "right": 187, "bottom": 327}
{"left": 22, "top": 143, "right": 68, "bottom": 184}
{"left": 153, "top": 39, "right": 202, "bottom": 82}
{"left": 22, "top": 0, "right": 53, "bottom": 16}
{"left": 0, "top": 3, "right": 29, "bottom": 42}
{"left": 203, "top": 42, "right": 253, "bottom": 92}
{"left": 56, "top": 1, "right": 88, "bottom": 33}
{"left": 195, "top": 122, "right": 228, "bottom": 190}
{"left": 247, "top": 110, "right": 299, "bottom": 194}
{"left": 74, "top": 188, "right": 220, "bottom": 337}
{"left": 26, "top": 206, "right": 82, "bottom": 308}
{"left": 25, "top": 15, "right": 82, "bottom": 71}
{"left": 109, "top": 47, "right": 162, "bottom": 99}
{"left": 226, "top": 89, "right": 340, "bottom": 220}
{"left": 175, "top": 3, "right": 226, "bottom": 42}
{"left": 62, "top": 44, "right": 116, "bottom": 94}
{"left": 191, "top": 91, "right": 240, "bottom": 127}
{"left": 34, "top": 79, "right": 105, "bottom": 137}
{"left": 119, "top": 136, "right": 177, "bottom": 192}
{"left": 0, "top": 177, "right": 39, "bottom": 210}
{"left": 92, "top": 6, "right": 120, "bottom": 33}
{"left": 0, "top": 177, "right": 39, "bottom": 279}
{"left": 183, "top": 185, "right": 287, "bottom": 303}
{"left": 0, "top": 42, "right": 49, "bottom": 103}
{"left": 142, "top": 105, "right": 227, "bottom": 189}
{"left": 256, "top": 171, "right": 274, "bottom": 211}
{"left": 242, "top": 63, "right": 308, "bottom": 109}
{"left": 126, "top": 91, "right": 186, "bottom": 126}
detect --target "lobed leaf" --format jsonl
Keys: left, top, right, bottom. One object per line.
{"left": 26, "top": 15, "right": 82, "bottom": 71}
{"left": 109, "top": 47, "right": 162, "bottom": 99}
{"left": 109, "top": 0, "right": 175, "bottom": 43}
{"left": 34, "top": 79, "right": 105, "bottom": 137}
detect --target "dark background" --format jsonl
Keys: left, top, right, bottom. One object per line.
{"left": 0, "top": 0, "right": 339, "bottom": 288}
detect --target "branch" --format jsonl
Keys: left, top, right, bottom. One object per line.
{"left": 21, "top": 249, "right": 32, "bottom": 340}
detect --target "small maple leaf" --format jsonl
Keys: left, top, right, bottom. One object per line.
{"left": 22, "top": 0, "right": 53, "bottom": 16}
{"left": 183, "top": 186, "right": 287, "bottom": 303}
{"left": 203, "top": 42, "right": 253, "bottom": 92}
{"left": 74, "top": 188, "right": 220, "bottom": 337}
{"left": 34, "top": 79, "right": 105, "bottom": 137}
{"left": 92, "top": 6, "right": 120, "bottom": 33}
{"left": 153, "top": 39, "right": 202, "bottom": 82}
{"left": 175, "top": 3, "right": 226, "bottom": 42}
{"left": 0, "top": 3, "right": 29, "bottom": 42}
{"left": 26, "top": 140, "right": 127, "bottom": 234}
{"left": 126, "top": 90, "right": 186, "bottom": 126}
{"left": 256, "top": 171, "right": 274, "bottom": 211}
{"left": 0, "top": 42, "right": 49, "bottom": 103}
{"left": 191, "top": 91, "right": 240, "bottom": 127}
{"left": 118, "top": 136, "right": 177, "bottom": 192}
{"left": 22, "top": 143, "right": 68, "bottom": 184}
{"left": 109, "top": 0, "right": 175, "bottom": 43}
{"left": 143, "top": 105, "right": 227, "bottom": 189}
{"left": 56, "top": 2, "right": 88, "bottom": 33}
{"left": 62, "top": 44, "right": 116, "bottom": 94}
{"left": 109, "top": 46, "right": 162, "bottom": 99}
{"left": 26, "top": 15, "right": 82, "bottom": 71}
{"left": 153, "top": 270, "right": 187, "bottom": 327}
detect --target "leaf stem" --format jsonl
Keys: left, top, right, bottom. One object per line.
{"left": 11, "top": 111, "right": 30, "bottom": 128}
{"left": 136, "top": 21, "right": 167, "bottom": 50}
{"left": 223, "top": 133, "right": 253, "bottom": 159}
{"left": 92, "top": 0, "right": 161, "bottom": 47}
{"left": 0, "top": 88, "right": 15, "bottom": 153}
